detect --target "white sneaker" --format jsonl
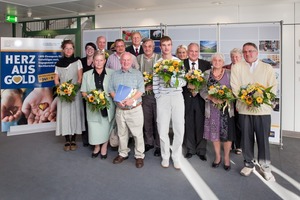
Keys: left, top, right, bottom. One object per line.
{"left": 262, "top": 171, "right": 276, "bottom": 181}
{"left": 240, "top": 167, "right": 254, "bottom": 176}
{"left": 173, "top": 161, "right": 181, "bottom": 170}
{"left": 161, "top": 159, "right": 169, "bottom": 168}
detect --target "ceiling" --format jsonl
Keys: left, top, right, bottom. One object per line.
{"left": 0, "top": 0, "right": 299, "bottom": 22}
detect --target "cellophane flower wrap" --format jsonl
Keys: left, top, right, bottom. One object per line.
{"left": 208, "top": 83, "right": 235, "bottom": 111}
{"left": 238, "top": 83, "right": 275, "bottom": 111}
{"left": 143, "top": 71, "right": 153, "bottom": 95}
{"left": 56, "top": 79, "right": 80, "bottom": 103}
{"left": 85, "top": 90, "right": 110, "bottom": 112}
{"left": 185, "top": 69, "right": 206, "bottom": 92}
{"left": 154, "top": 59, "right": 185, "bottom": 88}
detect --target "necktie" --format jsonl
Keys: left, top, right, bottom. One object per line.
{"left": 191, "top": 62, "right": 196, "bottom": 70}
{"left": 135, "top": 48, "right": 139, "bottom": 56}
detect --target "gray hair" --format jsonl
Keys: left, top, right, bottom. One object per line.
{"left": 230, "top": 48, "right": 242, "bottom": 56}
{"left": 211, "top": 53, "right": 225, "bottom": 62}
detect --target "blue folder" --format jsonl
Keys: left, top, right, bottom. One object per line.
{"left": 114, "top": 84, "right": 133, "bottom": 102}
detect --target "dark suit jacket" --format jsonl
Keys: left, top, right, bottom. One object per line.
{"left": 182, "top": 58, "right": 211, "bottom": 112}
{"left": 126, "top": 45, "right": 144, "bottom": 56}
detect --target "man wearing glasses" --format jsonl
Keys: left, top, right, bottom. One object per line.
{"left": 230, "top": 42, "right": 277, "bottom": 181}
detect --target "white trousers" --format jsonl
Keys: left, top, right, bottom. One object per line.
{"left": 156, "top": 93, "right": 185, "bottom": 162}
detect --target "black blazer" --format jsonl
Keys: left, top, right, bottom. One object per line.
{"left": 126, "top": 45, "right": 144, "bottom": 56}
{"left": 182, "top": 58, "right": 211, "bottom": 111}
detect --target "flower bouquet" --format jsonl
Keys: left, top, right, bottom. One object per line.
{"left": 185, "top": 69, "right": 206, "bottom": 92}
{"left": 208, "top": 83, "right": 235, "bottom": 111}
{"left": 143, "top": 71, "right": 153, "bottom": 95}
{"left": 85, "top": 90, "right": 110, "bottom": 112}
{"left": 238, "top": 83, "right": 275, "bottom": 110}
{"left": 154, "top": 59, "right": 185, "bottom": 88}
{"left": 56, "top": 79, "right": 80, "bottom": 103}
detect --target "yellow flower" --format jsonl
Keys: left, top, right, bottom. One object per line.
{"left": 218, "top": 90, "right": 225, "bottom": 96}
{"left": 242, "top": 90, "right": 247, "bottom": 96}
{"left": 256, "top": 96, "right": 263, "bottom": 104}
{"left": 88, "top": 95, "right": 95, "bottom": 103}
{"left": 56, "top": 87, "right": 61, "bottom": 94}
{"left": 172, "top": 60, "right": 179, "bottom": 67}
{"left": 209, "top": 85, "right": 215, "bottom": 90}
{"left": 256, "top": 88, "right": 263, "bottom": 94}
{"left": 245, "top": 96, "right": 253, "bottom": 105}
{"left": 63, "top": 89, "right": 68, "bottom": 94}
{"left": 69, "top": 84, "right": 74, "bottom": 89}
{"left": 101, "top": 99, "right": 106, "bottom": 105}
{"left": 99, "top": 93, "right": 104, "bottom": 100}
{"left": 168, "top": 66, "right": 174, "bottom": 72}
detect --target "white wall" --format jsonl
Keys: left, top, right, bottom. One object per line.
{"left": 94, "top": 2, "right": 299, "bottom": 133}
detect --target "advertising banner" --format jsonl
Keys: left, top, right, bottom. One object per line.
{"left": 1, "top": 37, "right": 62, "bottom": 135}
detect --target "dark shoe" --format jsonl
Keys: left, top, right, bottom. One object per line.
{"left": 83, "top": 143, "right": 89, "bottom": 147}
{"left": 110, "top": 146, "right": 118, "bottom": 151}
{"left": 223, "top": 164, "right": 231, "bottom": 171}
{"left": 185, "top": 152, "right": 193, "bottom": 159}
{"left": 113, "top": 155, "right": 128, "bottom": 164}
{"left": 212, "top": 158, "right": 222, "bottom": 168}
{"left": 135, "top": 158, "right": 144, "bottom": 168}
{"left": 100, "top": 154, "right": 107, "bottom": 159}
{"left": 64, "top": 142, "right": 71, "bottom": 151}
{"left": 198, "top": 154, "right": 207, "bottom": 161}
{"left": 91, "top": 151, "right": 100, "bottom": 158}
{"left": 154, "top": 147, "right": 161, "bottom": 157}
{"left": 145, "top": 144, "right": 154, "bottom": 152}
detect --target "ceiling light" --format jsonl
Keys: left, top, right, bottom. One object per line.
{"left": 212, "top": 1, "right": 224, "bottom": 5}
{"left": 27, "top": 9, "right": 32, "bottom": 18}
{"left": 97, "top": 4, "right": 103, "bottom": 8}
{"left": 135, "top": 8, "right": 145, "bottom": 11}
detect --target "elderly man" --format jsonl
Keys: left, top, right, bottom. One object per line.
{"left": 126, "top": 31, "right": 144, "bottom": 56}
{"left": 96, "top": 36, "right": 113, "bottom": 56}
{"left": 108, "top": 52, "right": 145, "bottom": 168}
{"left": 106, "top": 39, "right": 139, "bottom": 70}
{"left": 182, "top": 43, "right": 211, "bottom": 160}
{"left": 137, "top": 38, "right": 161, "bottom": 156}
{"left": 231, "top": 42, "right": 277, "bottom": 181}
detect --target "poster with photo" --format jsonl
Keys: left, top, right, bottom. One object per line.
{"left": 200, "top": 41, "right": 217, "bottom": 53}
{"left": 122, "top": 30, "right": 150, "bottom": 42}
{"left": 1, "top": 37, "right": 62, "bottom": 135}
{"left": 150, "top": 29, "right": 164, "bottom": 40}
{"left": 259, "top": 40, "right": 280, "bottom": 54}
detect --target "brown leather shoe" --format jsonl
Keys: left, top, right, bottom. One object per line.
{"left": 135, "top": 158, "right": 144, "bottom": 168}
{"left": 113, "top": 155, "right": 128, "bottom": 164}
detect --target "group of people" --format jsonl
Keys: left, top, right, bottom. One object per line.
{"left": 54, "top": 32, "right": 277, "bottom": 181}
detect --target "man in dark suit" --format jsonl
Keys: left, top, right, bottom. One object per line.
{"left": 183, "top": 43, "right": 211, "bottom": 161}
{"left": 125, "top": 31, "right": 144, "bottom": 57}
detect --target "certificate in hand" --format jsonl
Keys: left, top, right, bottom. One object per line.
{"left": 114, "top": 84, "right": 136, "bottom": 103}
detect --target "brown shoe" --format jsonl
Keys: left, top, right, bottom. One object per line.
{"left": 135, "top": 158, "right": 144, "bottom": 168}
{"left": 113, "top": 155, "right": 128, "bottom": 164}
{"left": 70, "top": 141, "right": 77, "bottom": 151}
{"left": 64, "top": 142, "right": 71, "bottom": 151}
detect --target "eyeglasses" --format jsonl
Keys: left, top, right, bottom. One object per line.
{"left": 243, "top": 50, "right": 257, "bottom": 54}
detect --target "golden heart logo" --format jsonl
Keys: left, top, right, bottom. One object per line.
{"left": 12, "top": 75, "right": 22, "bottom": 84}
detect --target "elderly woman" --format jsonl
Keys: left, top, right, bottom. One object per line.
{"left": 223, "top": 48, "right": 242, "bottom": 69}
{"left": 223, "top": 48, "right": 243, "bottom": 155}
{"left": 200, "top": 53, "right": 235, "bottom": 171}
{"left": 175, "top": 45, "right": 188, "bottom": 60}
{"left": 81, "top": 51, "right": 115, "bottom": 159}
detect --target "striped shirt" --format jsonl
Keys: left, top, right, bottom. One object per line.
{"left": 152, "top": 56, "right": 186, "bottom": 99}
